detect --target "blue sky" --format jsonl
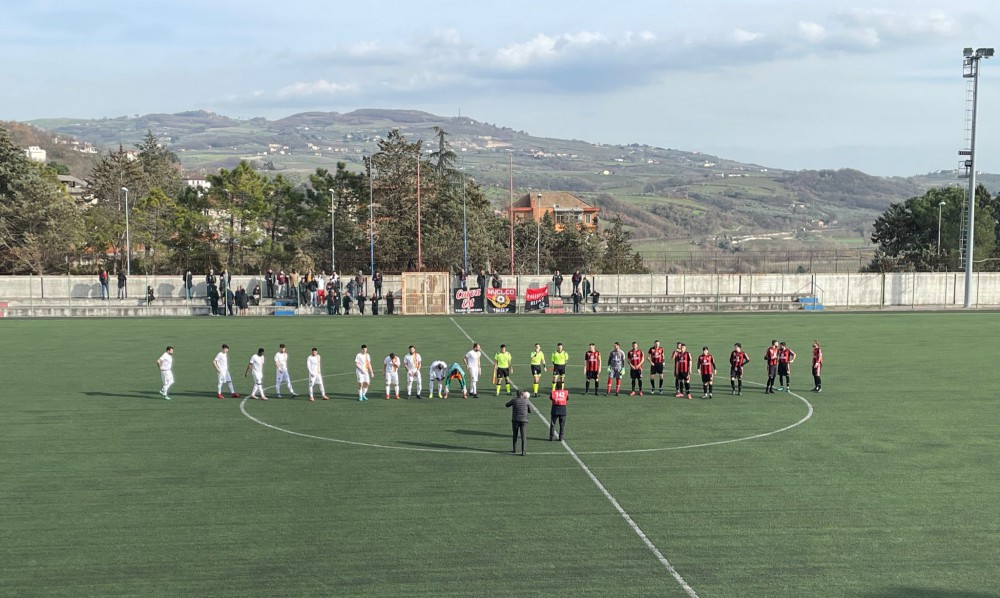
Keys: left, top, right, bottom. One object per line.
{"left": 1, "top": 0, "right": 997, "bottom": 176}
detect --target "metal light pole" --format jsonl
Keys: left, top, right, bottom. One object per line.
{"left": 461, "top": 155, "right": 468, "bottom": 274}
{"left": 961, "top": 47, "right": 993, "bottom": 307}
{"left": 937, "top": 200, "right": 946, "bottom": 257}
{"left": 368, "top": 157, "right": 375, "bottom": 277}
{"left": 329, "top": 188, "right": 336, "bottom": 273}
{"left": 536, "top": 193, "right": 541, "bottom": 275}
{"left": 121, "top": 187, "right": 131, "bottom": 276}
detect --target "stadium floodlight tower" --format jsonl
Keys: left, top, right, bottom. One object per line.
{"left": 960, "top": 47, "right": 993, "bottom": 307}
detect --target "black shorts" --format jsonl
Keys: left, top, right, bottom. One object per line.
{"left": 777, "top": 363, "right": 789, "bottom": 376}
{"left": 650, "top": 363, "right": 664, "bottom": 375}
{"left": 730, "top": 367, "right": 744, "bottom": 378}
{"left": 586, "top": 370, "right": 599, "bottom": 380}
{"left": 552, "top": 364, "right": 566, "bottom": 376}
{"left": 701, "top": 373, "right": 713, "bottom": 384}
{"left": 630, "top": 368, "right": 642, "bottom": 380}
{"left": 531, "top": 364, "right": 543, "bottom": 376}
{"left": 676, "top": 371, "right": 689, "bottom": 380}
{"left": 496, "top": 368, "right": 510, "bottom": 379}
{"left": 767, "top": 364, "right": 778, "bottom": 377}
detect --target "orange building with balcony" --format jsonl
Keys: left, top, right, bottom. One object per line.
{"left": 508, "top": 191, "right": 600, "bottom": 231}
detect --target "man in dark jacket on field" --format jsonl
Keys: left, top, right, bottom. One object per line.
{"left": 505, "top": 390, "right": 532, "bottom": 456}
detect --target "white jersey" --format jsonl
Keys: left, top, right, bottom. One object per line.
{"left": 384, "top": 355, "right": 400, "bottom": 375}
{"left": 274, "top": 351, "right": 289, "bottom": 373}
{"left": 429, "top": 360, "right": 448, "bottom": 380}
{"left": 213, "top": 352, "right": 228, "bottom": 373}
{"left": 159, "top": 352, "right": 173, "bottom": 371}
{"left": 249, "top": 354, "right": 264, "bottom": 378}
{"left": 464, "top": 350, "right": 481, "bottom": 375}
{"left": 355, "top": 352, "right": 372, "bottom": 375}
{"left": 307, "top": 354, "right": 321, "bottom": 376}
{"left": 404, "top": 353, "right": 422, "bottom": 374}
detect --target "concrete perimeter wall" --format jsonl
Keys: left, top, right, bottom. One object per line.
{"left": 2, "top": 272, "right": 998, "bottom": 308}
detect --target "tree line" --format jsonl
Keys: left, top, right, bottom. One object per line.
{"left": 866, "top": 184, "right": 1000, "bottom": 272}
{"left": 0, "top": 125, "right": 646, "bottom": 278}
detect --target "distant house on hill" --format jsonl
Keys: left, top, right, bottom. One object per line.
{"left": 507, "top": 191, "right": 599, "bottom": 232}
{"left": 57, "top": 175, "right": 94, "bottom": 204}
{"left": 24, "top": 146, "right": 46, "bottom": 162}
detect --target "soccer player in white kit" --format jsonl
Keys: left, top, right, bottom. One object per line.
{"left": 306, "top": 347, "right": 328, "bottom": 401}
{"left": 156, "top": 346, "right": 174, "bottom": 400}
{"left": 212, "top": 344, "right": 239, "bottom": 399}
{"left": 355, "top": 344, "right": 374, "bottom": 401}
{"left": 274, "top": 344, "right": 297, "bottom": 398}
{"left": 428, "top": 360, "right": 448, "bottom": 399}
{"left": 384, "top": 352, "right": 401, "bottom": 400}
{"left": 403, "top": 345, "right": 422, "bottom": 399}
{"left": 244, "top": 347, "right": 268, "bottom": 400}
{"left": 464, "top": 342, "right": 482, "bottom": 398}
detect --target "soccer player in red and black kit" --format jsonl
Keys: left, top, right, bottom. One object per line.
{"left": 583, "top": 343, "right": 602, "bottom": 396}
{"left": 670, "top": 342, "right": 684, "bottom": 395}
{"left": 776, "top": 341, "right": 796, "bottom": 391}
{"left": 627, "top": 341, "right": 645, "bottom": 396}
{"left": 811, "top": 340, "right": 823, "bottom": 393}
{"left": 647, "top": 340, "right": 666, "bottom": 394}
{"left": 764, "top": 340, "right": 779, "bottom": 394}
{"left": 729, "top": 342, "right": 750, "bottom": 395}
{"left": 697, "top": 347, "right": 716, "bottom": 398}
{"left": 674, "top": 343, "right": 693, "bottom": 399}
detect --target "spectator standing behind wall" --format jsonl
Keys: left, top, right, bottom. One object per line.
{"left": 117, "top": 270, "right": 127, "bottom": 299}
{"left": 386, "top": 291, "right": 395, "bottom": 315}
{"left": 265, "top": 268, "right": 275, "bottom": 298}
{"left": 184, "top": 270, "right": 194, "bottom": 300}
{"left": 99, "top": 269, "right": 109, "bottom": 300}
{"left": 571, "top": 270, "right": 582, "bottom": 294}
{"left": 552, "top": 270, "right": 563, "bottom": 296}
{"left": 581, "top": 276, "right": 591, "bottom": 300}
{"left": 373, "top": 272, "right": 383, "bottom": 298}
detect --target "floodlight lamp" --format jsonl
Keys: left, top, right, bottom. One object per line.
{"left": 977, "top": 48, "right": 995, "bottom": 58}
{"left": 964, "top": 47, "right": 974, "bottom": 57}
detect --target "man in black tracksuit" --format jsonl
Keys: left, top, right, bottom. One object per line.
{"left": 505, "top": 390, "right": 532, "bottom": 456}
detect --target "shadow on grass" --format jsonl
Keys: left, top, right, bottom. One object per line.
{"left": 452, "top": 428, "right": 510, "bottom": 439}
{"left": 396, "top": 440, "right": 508, "bottom": 454}
{"left": 84, "top": 390, "right": 167, "bottom": 400}
{"left": 863, "top": 590, "right": 999, "bottom": 598}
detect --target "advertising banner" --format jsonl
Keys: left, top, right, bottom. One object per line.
{"left": 485, "top": 287, "right": 517, "bottom": 313}
{"left": 453, "top": 287, "right": 484, "bottom": 314}
{"left": 524, "top": 287, "right": 549, "bottom": 312}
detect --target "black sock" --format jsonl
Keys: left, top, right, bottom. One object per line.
{"left": 738, "top": 380, "right": 742, "bottom": 391}
{"left": 731, "top": 379, "right": 736, "bottom": 390}
{"left": 638, "top": 380, "right": 642, "bottom": 392}
{"left": 708, "top": 383, "right": 713, "bottom": 394}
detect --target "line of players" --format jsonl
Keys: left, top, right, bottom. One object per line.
{"left": 201, "top": 339, "right": 824, "bottom": 403}
{"left": 494, "top": 339, "right": 824, "bottom": 400}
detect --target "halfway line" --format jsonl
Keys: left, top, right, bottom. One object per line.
{"left": 448, "top": 316, "right": 700, "bottom": 598}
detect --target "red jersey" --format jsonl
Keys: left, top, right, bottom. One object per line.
{"left": 730, "top": 350, "right": 749, "bottom": 368}
{"left": 765, "top": 346, "right": 779, "bottom": 366}
{"left": 697, "top": 354, "right": 716, "bottom": 375}
{"left": 627, "top": 349, "right": 644, "bottom": 369}
{"left": 584, "top": 350, "right": 602, "bottom": 372}
{"left": 812, "top": 347, "right": 823, "bottom": 365}
{"left": 675, "top": 351, "right": 692, "bottom": 374}
{"left": 648, "top": 346, "right": 665, "bottom": 364}
{"left": 550, "top": 389, "right": 568, "bottom": 406}
{"left": 778, "top": 348, "right": 795, "bottom": 364}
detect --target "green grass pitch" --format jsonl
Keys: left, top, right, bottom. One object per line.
{"left": 2, "top": 312, "right": 999, "bottom": 597}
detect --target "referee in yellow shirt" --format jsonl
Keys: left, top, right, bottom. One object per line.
{"left": 551, "top": 342, "right": 569, "bottom": 391}
{"left": 494, "top": 344, "right": 513, "bottom": 396}
{"left": 529, "top": 343, "right": 547, "bottom": 397}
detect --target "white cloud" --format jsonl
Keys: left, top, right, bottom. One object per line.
{"left": 732, "top": 29, "right": 761, "bottom": 44}
{"left": 798, "top": 21, "right": 826, "bottom": 43}
{"left": 274, "top": 80, "right": 359, "bottom": 99}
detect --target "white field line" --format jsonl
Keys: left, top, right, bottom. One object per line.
{"left": 448, "top": 317, "right": 700, "bottom": 598}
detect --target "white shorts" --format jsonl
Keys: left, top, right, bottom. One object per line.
{"left": 217, "top": 370, "right": 232, "bottom": 384}
{"left": 161, "top": 370, "right": 174, "bottom": 387}
{"left": 430, "top": 373, "right": 445, "bottom": 382}
{"left": 276, "top": 370, "right": 290, "bottom": 383}
{"left": 407, "top": 370, "right": 422, "bottom": 382}
{"left": 468, "top": 370, "right": 479, "bottom": 382}
{"left": 385, "top": 371, "right": 399, "bottom": 386}
{"left": 308, "top": 374, "right": 323, "bottom": 387}
{"left": 356, "top": 371, "right": 371, "bottom": 384}
{"left": 253, "top": 374, "right": 263, "bottom": 385}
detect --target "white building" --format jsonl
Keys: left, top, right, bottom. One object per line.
{"left": 25, "top": 146, "right": 47, "bottom": 162}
